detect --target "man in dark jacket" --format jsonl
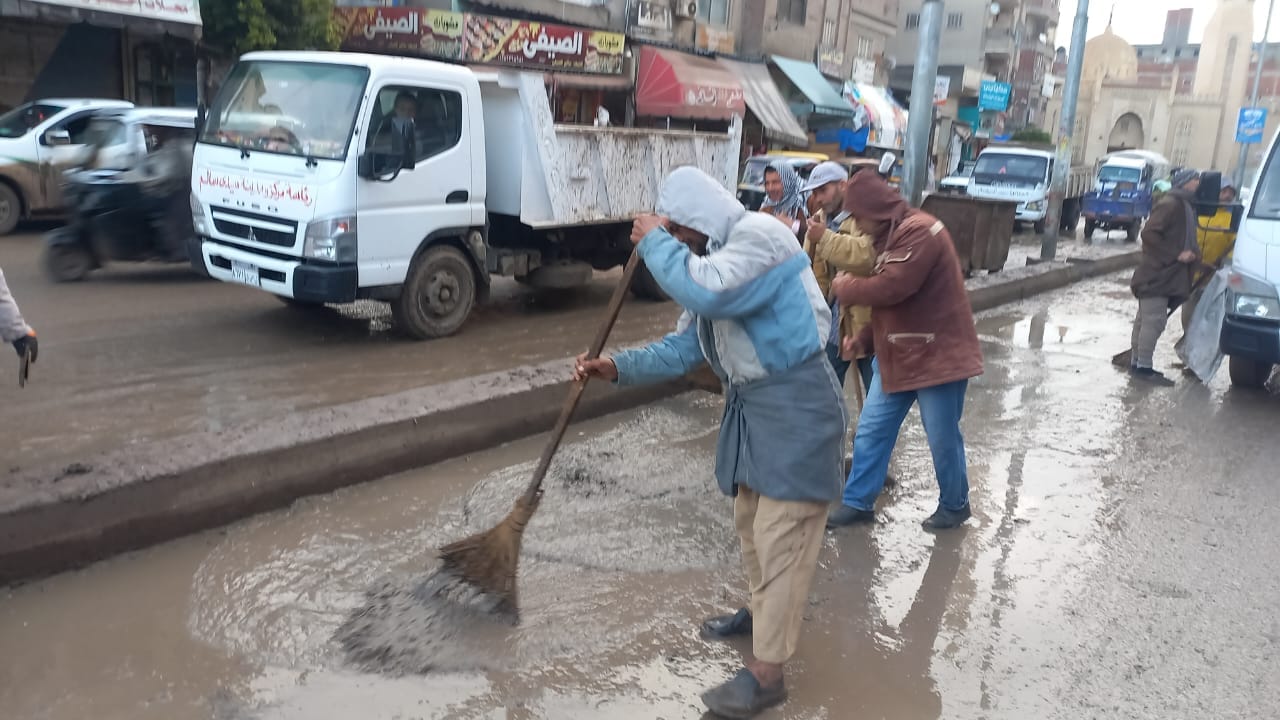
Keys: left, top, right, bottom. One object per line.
{"left": 1129, "top": 168, "right": 1202, "bottom": 386}
{"left": 825, "top": 172, "right": 984, "bottom": 530}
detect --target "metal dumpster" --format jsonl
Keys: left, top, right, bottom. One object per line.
{"left": 921, "top": 195, "right": 1017, "bottom": 275}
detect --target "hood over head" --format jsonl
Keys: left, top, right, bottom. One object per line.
{"left": 843, "top": 170, "right": 910, "bottom": 229}
{"left": 656, "top": 166, "right": 747, "bottom": 252}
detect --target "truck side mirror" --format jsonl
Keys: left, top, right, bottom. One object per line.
{"left": 43, "top": 129, "right": 71, "bottom": 146}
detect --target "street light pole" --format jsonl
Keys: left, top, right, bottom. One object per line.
{"left": 1237, "top": 0, "right": 1276, "bottom": 189}
{"left": 904, "top": 0, "right": 944, "bottom": 206}
{"left": 1041, "top": 0, "right": 1089, "bottom": 262}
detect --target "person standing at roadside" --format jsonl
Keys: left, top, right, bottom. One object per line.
{"left": 0, "top": 266, "right": 38, "bottom": 370}
{"left": 825, "top": 171, "right": 983, "bottom": 531}
{"left": 1129, "top": 168, "right": 1202, "bottom": 386}
{"left": 574, "top": 167, "right": 845, "bottom": 719}
{"left": 758, "top": 163, "right": 807, "bottom": 242}
{"left": 801, "top": 162, "right": 877, "bottom": 393}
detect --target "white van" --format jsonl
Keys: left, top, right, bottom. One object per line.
{"left": 1221, "top": 131, "right": 1280, "bottom": 388}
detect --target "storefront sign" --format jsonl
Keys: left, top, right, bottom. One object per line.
{"left": 695, "top": 25, "right": 736, "bottom": 54}
{"left": 334, "top": 8, "right": 464, "bottom": 58}
{"left": 978, "top": 80, "right": 1012, "bottom": 112}
{"left": 463, "top": 15, "right": 625, "bottom": 74}
{"left": 31, "top": 0, "right": 201, "bottom": 25}
{"left": 631, "top": 0, "right": 673, "bottom": 39}
{"left": 851, "top": 58, "right": 876, "bottom": 85}
{"left": 817, "top": 48, "right": 844, "bottom": 78}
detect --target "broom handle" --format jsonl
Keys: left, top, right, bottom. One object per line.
{"left": 521, "top": 250, "right": 644, "bottom": 502}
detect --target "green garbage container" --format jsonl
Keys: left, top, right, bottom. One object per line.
{"left": 921, "top": 195, "right": 1017, "bottom": 275}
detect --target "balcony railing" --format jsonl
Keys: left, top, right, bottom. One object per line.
{"left": 985, "top": 27, "right": 1016, "bottom": 58}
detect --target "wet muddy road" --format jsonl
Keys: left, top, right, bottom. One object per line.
{"left": 5, "top": 271, "right": 1278, "bottom": 719}
{"left": 0, "top": 230, "right": 675, "bottom": 470}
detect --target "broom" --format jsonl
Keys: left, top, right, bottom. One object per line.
{"left": 435, "top": 251, "right": 643, "bottom": 618}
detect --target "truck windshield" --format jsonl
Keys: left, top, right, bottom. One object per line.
{"left": 1250, "top": 142, "right": 1280, "bottom": 220}
{"left": 0, "top": 102, "right": 65, "bottom": 139}
{"left": 200, "top": 61, "right": 369, "bottom": 161}
{"left": 1098, "top": 165, "right": 1142, "bottom": 184}
{"left": 973, "top": 154, "right": 1048, "bottom": 186}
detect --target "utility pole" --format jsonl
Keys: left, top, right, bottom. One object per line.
{"left": 1041, "top": 0, "right": 1089, "bottom": 262}
{"left": 904, "top": 0, "right": 943, "bottom": 206}
{"left": 1237, "top": 0, "right": 1276, "bottom": 189}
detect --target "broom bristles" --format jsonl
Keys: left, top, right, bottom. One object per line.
{"left": 436, "top": 494, "right": 540, "bottom": 617}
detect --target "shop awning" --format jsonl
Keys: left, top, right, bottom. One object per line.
{"left": 843, "top": 83, "right": 909, "bottom": 150}
{"left": 770, "top": 55, "right": 852, "bottom": 118}
{"left": 6, "top": 0, "right": 202, "bottom": 39}
{"left": 635, "top": 46, "right": 744, "bottom": 121}
{"left": 718, "top": 58, "right": 808, "bottom": 148}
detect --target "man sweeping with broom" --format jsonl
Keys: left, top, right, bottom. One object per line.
{"left": 574, "top": 166, "right": 846, "bottom": 719}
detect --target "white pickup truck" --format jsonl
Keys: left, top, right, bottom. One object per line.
{"left": 190, "top": 51, "right": 742, "bottom": 338}
{"left": 966, "top": 144, "right": 1091, "bottom": 234}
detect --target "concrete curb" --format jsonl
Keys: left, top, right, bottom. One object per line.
{"left": 0, "top": 250, "right": 1140, "bottom": 584}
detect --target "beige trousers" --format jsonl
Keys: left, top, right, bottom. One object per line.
{"left": 733, "top": 487, "right": 829, "bottom": 664}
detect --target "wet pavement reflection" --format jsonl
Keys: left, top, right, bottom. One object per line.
{"left": 2, "top": 273, "right": 1278, "bottom": 719}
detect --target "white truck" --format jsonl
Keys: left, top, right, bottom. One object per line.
{"left": 189, "top": 51, "right": 741, "bottom": 338}
{"left": 965, "top": 144, "right": 1091, "bottom": 234}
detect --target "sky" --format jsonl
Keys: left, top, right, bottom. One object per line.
{"left": 1056, "top": 0, "right": 1280, "bottom": 49}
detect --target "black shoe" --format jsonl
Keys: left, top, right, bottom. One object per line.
{"left": 701, "top": 668, "right": 787, "bottom": 719}
{"left": 827, "top": 504, "right": 876, "bottom": 528}
{"left": 1129, "top": 366, "right": 1175, "bottom": 386}
{"left": 701, "top": 608, "right": 752, "bottom": 640}
{"left": 922, "top": 504, "right": 972, "bottom": 531}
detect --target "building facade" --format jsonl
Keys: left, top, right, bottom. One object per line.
{"left": 1046, "top": 0, "right": 1268, "bottom": 180}
{"left": 890, "top": 0, "right": 1058, "bottom": 129}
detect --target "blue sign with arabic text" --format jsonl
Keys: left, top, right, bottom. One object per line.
{"left": 978, "top": 81, "right": 1012, "bottom": 112}
{"left": 1236, "top": 107, "right": 1268, "bottom": 144}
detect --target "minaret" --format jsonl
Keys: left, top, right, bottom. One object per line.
{"left": 1194, "top": 0, "right": 1255, "bottom": 169}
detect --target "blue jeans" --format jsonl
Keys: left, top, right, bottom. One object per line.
{"left": 842, "top": 359, "right": 971, "bottom": 512}
{"left": 825, "top": 342, "right": 874, "bottom": 394}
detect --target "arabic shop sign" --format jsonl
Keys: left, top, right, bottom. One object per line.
{"left": 629, "top": 0, "right": 673, "bottom": 42}
{"left": 463, "top": 15, "right": 625, "bottom": 74}
{"left": 31, "top": 0, "right": 201, "bottom": 25}
{"left": 334, "top": 8, "right": 464, "bottom": 58}
{"left": 978, "top": 80, "right": 1012, "bottom": 112}
{"left": 334, "top": 10, "right": 626, "bottom": 74}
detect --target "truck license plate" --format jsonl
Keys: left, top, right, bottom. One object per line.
{"left": 231, "top": 260, "right": 260, "bottom": 287}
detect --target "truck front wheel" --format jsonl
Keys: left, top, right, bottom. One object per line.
{"left": 0, "top": 183, "right": 20, "bottom": 236}
{"left": 1083, "top": 219, "right": 1097, "bottom": 239}
{"left": 1033, "top": 218, "right": 1046, "bottom": 235}
{"left": 393, "top": 244, "right": 476, "bottom": 340}
{"left": 1228, "top": 356, "right": 1274, "bottom": 389}
{"left": 1125, "top": 220, "right": 1141, "bottom": 243}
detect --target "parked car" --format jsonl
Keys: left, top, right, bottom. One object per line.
{"left": 940, "top": 161, "right": 974, "bottom": 194}
{"left": 737, "top": 152, "right": 826, "bottom": 211}
{"left": 0, "top": 98, "right": 134, "bottom": 235}
{"left": 43, "top": 107, "right": 199, "bottom": 282}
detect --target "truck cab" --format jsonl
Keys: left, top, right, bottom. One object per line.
{"left": 965, "top": 146, "right": 1053, "bottom": 233}
{"left": 191, "top": 51, "right": 740, "bottom": 339}
{"left": 1081, "top": 151, "right": 1171, "bottom": 242}
{"left": 1220, "top": 129, "right": 1280, "bottom": 388}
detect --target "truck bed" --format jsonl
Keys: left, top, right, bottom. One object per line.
{"left": 475, "top": 71, "right": 742, "bottom": 228}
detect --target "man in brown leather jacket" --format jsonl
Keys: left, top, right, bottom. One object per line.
{"left": 825, "top": 172, "right": 984, "bottom": 530}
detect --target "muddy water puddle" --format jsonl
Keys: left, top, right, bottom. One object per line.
{"left": 2, "top": 283, "right": 1159, "bottom": 719}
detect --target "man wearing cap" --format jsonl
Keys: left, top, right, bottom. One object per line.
{"left": 801, "top": 161, "right": 877, "bottom": 393}
{"left": 1129, "top": 167, "right": 1202, "bottom": 385}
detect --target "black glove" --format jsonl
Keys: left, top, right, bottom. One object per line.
{"left": 13, "top": 332, "right": 37, "bottom": 363}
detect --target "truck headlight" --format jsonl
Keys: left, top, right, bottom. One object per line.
{"left": 1026, "top": 200, "right": 1044, "bottom": 211}
{"left": 303, "top": 216, "right": 358, "bottom": 263}
{"left": 1226, "top": 270, "right": 1280, "bottom": 320}
{"left": 189, "top": 193, "right": 209, "bottom": 235}
{"left": 1231, "top": 292, "right": 1280, "bottom": 320}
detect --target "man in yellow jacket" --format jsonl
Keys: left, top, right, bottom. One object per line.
{"left": 801, "top": 162, "right": 878, "bottom": 392}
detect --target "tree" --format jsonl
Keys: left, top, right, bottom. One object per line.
{"left": 1011, "top": 127, "right": 1053, "bottom": 144}
{"left": 201, "top": 0, "right": 340, "bottom": 56}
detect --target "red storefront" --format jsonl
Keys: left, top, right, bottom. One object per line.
{"left": 633, "top": 45, "right": 744, "bottom": 129}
